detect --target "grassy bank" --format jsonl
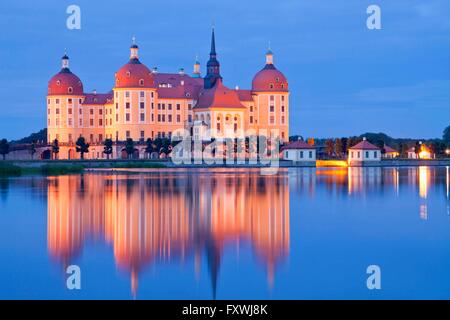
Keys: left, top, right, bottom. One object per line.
{"left": 0, "top": 163, "right": 84, "bottom": 176}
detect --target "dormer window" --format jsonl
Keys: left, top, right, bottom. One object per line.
{"left": 56, "top": 80, "right": 61, "bottom": 86}
{"left": 68, "top": 87, "right": 73, "bottom": 94}
{"left": 276, "top": 77, "right": 280, "bottom": 82}
{"left": 126, "top": 71, "right": 131, "bottom": 77}
{"left": 281, "top": 84, "right": 285, "bottom": 89}
{"left": 186, "top": 93, "right": 191, "bottom": 97}
{"left": 139, "top": 79, "right": 144, "bottom": 86}
{"left": 269, "top": 84, "right": 274, "bottom": 89}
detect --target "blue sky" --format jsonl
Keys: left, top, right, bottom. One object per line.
{"left": 0, "top": 0, "right": 449, "bottom": 140}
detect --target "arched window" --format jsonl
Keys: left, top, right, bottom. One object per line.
{"left": 269, "top": 83, "right": 274, "bottom": 89}
{"left": 126, "top": 71, "right": 131, "bottom": 77}
{"left": 68, "top": 87, "right": 73, "bottom": 94}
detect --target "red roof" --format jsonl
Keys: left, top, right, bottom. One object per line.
{"left": 252, "top": 65, "right": 288, "bottom": 92}
{"left": 115, "top": 59, "right": 155, "bottom": 88}
{"left": 236, "top": 89, "right": 253, "bottom": 101}
{"left": 154, "top": 73, "right": 203, "bottom": 88}
{"left": 194, "top": 79, "right": 245, "bottom": 109}
{"left": 384, "top": 145, "right": 398, "bottom": 153}
{"left": 349, "top": 140, "right": 380, "bottom": 150}
{"left": 282, "top": 140, "right": 315, "bottom": 150}
{"left": 83, "top": 92, "right": 113, "bottom": 105}
{"left": 48, "top": 70, "right": 83, "bottom": 96}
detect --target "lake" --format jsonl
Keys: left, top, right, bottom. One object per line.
{"left": 0, "top": 166, "right": 449, "bottom": 299}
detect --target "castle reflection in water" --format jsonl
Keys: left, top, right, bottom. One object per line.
{"left": 47, "top": 169, "right": 290, "bottom": 298}
{"left": 46, "top": 166, "right": 450, "bottom": 297}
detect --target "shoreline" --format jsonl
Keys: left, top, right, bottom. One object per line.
{"left": 1, "top": 158, "right": 450, "bottom": 176}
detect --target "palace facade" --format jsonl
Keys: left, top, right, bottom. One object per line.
{"left": 47, "top": 29, "right": 289, "bottom": 159}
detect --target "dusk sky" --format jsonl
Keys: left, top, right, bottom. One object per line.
{"left": 0, "top": 0, "right": 449, "bottom": 140}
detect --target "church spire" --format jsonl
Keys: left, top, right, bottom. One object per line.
{"left": 204, "top": 25, "right": 222, "bottom": 89}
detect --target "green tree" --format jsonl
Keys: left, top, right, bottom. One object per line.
{"left": 335, "top": 138, "right": 343, "bottom": 157}
{"left": 325, "top": 139, "right": 335, "bottom": 157}
{"left": 0, "top": 139, "right": 10, "bottom": 160}
{"left": 443, "top": 125, "right": 450, "bottom": 142}
{"left": 103, "top": 138, "right": 113, "bottom": 159}
{"left": 30, "top": 141, "right": 37, "bottom": 159}
{"left": 125, "top": 138, "right": 135, "bottom": 159}
{"left": 145, "top": 138, "right": 155, "bottom": 158}
{"left": 51, "top": 139, "right": 60, "bottom": 160}
{"left": 76, "top": 136, "right": 89, "bottom": 159}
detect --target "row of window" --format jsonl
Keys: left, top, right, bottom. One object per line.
{"left": 350, "top": 151, "right": 379, "bottom": 159}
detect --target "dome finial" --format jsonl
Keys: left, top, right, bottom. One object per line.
{"left": 130, "top": 36, "right": 139, "bottom": 60}
{"left": 193, "top": 54, "right": 201, "bottom": 77}
{"left": 266, "top": 43, "right": 274, "bottom": 65}
{"left": 62, "top": 50, "right": 70, "bottom": 70}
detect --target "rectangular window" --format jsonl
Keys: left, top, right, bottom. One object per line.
{"left": 56, "top": 108, "right": 60, "bottom": 115}
{"left": 281, "top": 116, "right": 285, "bottom": 124}
{"left": 140, "top": 102, "right": 145, "bottom": 109}
{"left": 162, "top": 104, "right": 165, "bottom": 110}
{"left": 56, "top": 99, "right": 60, "bottom": 104}
{"left": 68, "top": 98, "right": 73, "bottom": 104}
{"left": 90, "top": 119, "right": 94, "bottom": 126}
{"left": 250, "top": 106, "right": 253, "bottom": 112}
{"left": 168, "top": 115, "right": 172, "bottom": 122}
{"left": 140, "top": 91, "right": 145, "bottom": 98}
{"left": 281, "top": 96, "right": 285, "bottom": 101}
{"left": 309, "top": 151, "right": 313, "bottom": 158}
{"left": 126, "top": 131, "right": 130, "bottom": 138}
{"left": 68, "top": 118, "right": 72, "bottom": 126}
{"left": 68, "top": 134, "right": 72, "bottom": 142}
{"left": 162, "top": 114, "right": 166, "bottom": 122}
{"left": 158, "top": 103, "right": 161, "bottom": 110}
{"left": 176, "top": 104, "right": 181, "bottom": 110}
{"left": 168, "top": 104, "right": 172, "bottom": 110}
{"left": 90, "top": 109, "right": 94, "bottom": 115}
{"left": 374, "top": 151, "right": 377, "bottom": 158}
{"left": 300, "top": 151, "right": 304, "bottom": 158}
{"left": 158, "top": 114, "right": 161, "bottom": 122}
{"left": 270, "top": 116, "right": 275, "bottom": 124}
{"left": 79, "top": 119, "right": 82, "bottom": 126}
{"left": 116, "top": 103, "right": 118, "bottom": 109}
{"left": 250, "top": 116, "right": 253, "bottom": 124}
{"left": 99, "top": 134, "right": 103, "bottom": 142}
{"left": 188, "top": 104, "right": 192, "bottom": 110}
{"left": 140, "top": 113, "right": 145, "bottom": 121}
{"left": 366, "top": 151, "right": 369, "bottom": 158}
{"left": 99, "top": 109, "right": 103, "bottom": 115}
{"left": 140, "top": 131, "right": 145, "bottom": 139}
{"left": 99, "top": 119, "right": 103, "bottom": 126}
{"left": 126, "top": 113, "right": 130, "bottom": 122}
{"left": 48, "top": 119, "right": 51, "bottom": 126}
{"left": 116, "top": 114, "right": 119, "bottom": 122}
{"left": 151, "top": 103, "right": 154, "bottom": 109}
{"left": 151, "top": 92, "right": 154, "bottom": 98}
{"left": 281, "top": 106, "right": 285, "bottom": 112}
{"left": 270, "top": 95, "right": 274, "bottom": 101}
{"left": 151, "top": 114, "right": 154, "bottom": 122}
{"left": 126, "top": 102, "right": 130, "bottom": 109}
{"left": 90, "top": 134, "right": 94, "bottom": 143}
{"left": 79, "top": 108, "right": 82, "bottom": 115}
{"left": 188, "top": 115, "right": 192, "bottom": 122}
{"left": 125, "top": 91, "right": 130, "bottom": 98}
{"left": 270, "top": 105, "right": 275, "bottom": 112}
{"left": 176, "top": 114, "right": 181, "bottom": 122}
{"left": 48, "top": 108, "right": 51, "bottom": 115}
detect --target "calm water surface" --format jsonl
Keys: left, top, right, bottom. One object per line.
{"left": 0, "top": 166, "right": 449, "bottom": 299}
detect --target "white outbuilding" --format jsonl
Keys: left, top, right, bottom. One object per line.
{"left": 282, "top": 140, "right": 316, "bottom": 162}
{"left": 348, "top": 138, "right": 381, "bottom": 165}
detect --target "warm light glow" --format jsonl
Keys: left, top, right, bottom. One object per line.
{"left": 419, "top": 166, "right": 429, "bottom": 199}
{"left": 419, "top": 151, "right": 432, "bottom": 160}
{"left": 445, "top": 149, "right": 450, "bottom": 155}
{"left": 316, "top": 160, "right": 348, "bottom": 168}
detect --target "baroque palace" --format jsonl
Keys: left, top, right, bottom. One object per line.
{"left": 47, "top": 28, "right": 289, "bottom": 159}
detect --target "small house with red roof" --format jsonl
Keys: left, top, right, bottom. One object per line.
{"left": 383, "top": 145, "right": 399, "bottom": 159}
{"left": 281, "top": 140, "right": 316, "bottom": 162}
{"left": 348, "top": 138, "right": 381, "bottom": 165}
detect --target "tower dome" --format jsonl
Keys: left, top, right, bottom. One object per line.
{"left": 115, "top": 38, "right": 155, "bottom": 88}
{"left": 252, "top": 49, "right": 288, "bottom": 92}
{"left": 48, "top": 53, "right": 84, "bottom": 96}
